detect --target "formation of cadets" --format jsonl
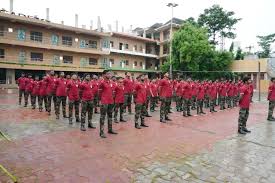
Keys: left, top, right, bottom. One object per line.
{"left": 16, "top": 70, "right": 275, "bottom": 138}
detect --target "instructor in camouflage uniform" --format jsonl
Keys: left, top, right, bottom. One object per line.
{"left": 267, "top": 78, "right": 275, "bottom": 121}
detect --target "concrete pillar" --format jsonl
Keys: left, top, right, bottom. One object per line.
{"left": 6, "top": 69, "right": 15, "bottom": 85}
{"left": 10, "top": 0, "right": 13, "bottom": 12}
{"left": 46, "top": 8, "right": 50, "bottom": 21}
{"left": 256, "top": 73, "right": 260, "bottom": 91}
{"left": 160, "top": 31, "right": 164, "bottom": 42}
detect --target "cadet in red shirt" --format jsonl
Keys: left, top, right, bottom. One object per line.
{"left": 17, "top": 72, "right": 27, "bottom": 105}
{"left": 38, "top": 75, "right": 48, "bottom": 112}
{"left": 227, "top": 80, "right": 234, "bottom": 108}
{"left": 238, "top": 77, "right": 252, "bottom": 134}
{"left": 79, "top": 74, "right": 96, "bottom": 131}
{"left": 159, "top": 72, "right": 172, "bottom": 123}
{"left": 24, "top": 74, "right": 34, "bottom": 107}
{"left": 182, "top": 78, "right": 193, "bottom": 117}
{"left": 31, "top": 75, "right": 40, "bottom": 109}
{"left": 196, "top": 81, "right": 206, "bottom": 115}
{"left": 133, "top": 75, "right": 149, "bottom": 129}
{"left": 232, "top": 82, "right": 239, "bottom": 107}
{"left": 191, "top": 81, "right": 198, "bottom": 110}
{"left": 66, "top": 73, "right": 80, "bottom": 124}
{"left": 144, "top": 75, "right": 152, "bottom": 117}
{"left": 45, "top": 70, "right": 56, "bottom": 115}
{"left": 219, "top": 81, "right": 227, "bottom": 110}
{"left": 209, "top": 81, "right": 218, "bottom": 113}
{"left": 267, "top": 78, "right": 275, "bottom": 121}
{"left": 98, "top": 70, "right": 117, "bottom": 138}
{"left": 175, "top": 78, "right": 183, "bottom": 112}
{"left": 123, "top": 72, "right": 133, "bottom": 114}
{"left": 55, "top": 72, "right": 68, "bottom": 119}
{"left": 114, "top": 77, "right": 126, "bottom": 123}
{"left": 92, "top": 75, "right": 100, "bottom": 114}
{"left": 149, "top": 78, "right": 158, "bottom": 112}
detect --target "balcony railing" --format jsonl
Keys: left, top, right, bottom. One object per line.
{"left": 0, "top": 31, "right": 109, "bottom": 54}
{"left": 110, "top": 48, "right": 158, "bottom": 58}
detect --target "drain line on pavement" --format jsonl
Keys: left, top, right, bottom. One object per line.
{"left": 0, "top": 130, "right": 11, "bottom": 141}
{"left": 0, "top": 164, "right": 18, "bottom": 183}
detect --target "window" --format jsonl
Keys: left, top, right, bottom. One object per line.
{"left": 17, "top": 29, "right": 26, "bottom": 41}
{"left": 102, "top": 39, "right": 110, "bottom": 48}
{"left": 62, "top": 36, "right": 72, "bottom": 46}
{"left": 134, "top": 45, "right": 137, "bottom": 51}
{"left": 80, "top": 40, "right": 87, "bottom": 48}
{"left": 110, "top": 41, "right": 114, "bottom": 48}
{"left": 134, "top": 61, "right": 137, "bottom": 66}
{"left": 119, "top": 43, "right": 123, "bottom": 50}
{"left": 30, "top": 31, "right": 43, "bottom": 42}
{"left": 0, "top": 26, "right": 4, "bottom": 36}
{"left": 88, "top": 40, "right": 97, "bottom": 49}
{"left": 0, "top": 49, "right": 4, "bottom": 58}
{"left": 63, "top": 55, "right": 73, "bottom": 64}
{"left": 140, "top": 62, "right": 142, "bottom": 67}
{"left": 89, "top": 58, "right": 98, "bottom": 65}
{"left": 125, "top": 44, "right": 129, "bottom": 49}
{"left": 30, "top": 52, "right": 43, "bottom": 61}
{"left": 109, "top": 59, "right": 114, "bottom": 65}
{"left": 51, "top": 34, "right": 59, "bottom": 45}
{"left": 139, "top": 45, "right": 143, "bottom": 52}
{"left": 18, "top": 51, "right": 26, "bottom": 64}
{"left": 125, "top": 60, "right": 129, "bottom": 66}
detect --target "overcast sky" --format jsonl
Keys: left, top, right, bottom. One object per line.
{"left": 2, "top": 0, "right": 275, "bottom": 51}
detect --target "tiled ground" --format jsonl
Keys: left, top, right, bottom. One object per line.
{"left": 0, "top": 89, "right": 274, "bottom": 183}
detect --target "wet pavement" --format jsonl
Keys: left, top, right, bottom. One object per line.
{"left": 0, "top": 89, "right": 274, "bottom": 183}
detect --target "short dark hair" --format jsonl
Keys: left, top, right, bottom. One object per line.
{"left": 125, "top": 72, "right": 129, "bottom": 75}
{"left": 103, "top": 70, "right": 110, "bottom": 75}
{"left": 242, "top": 76, "right": 250, "bottom": 83}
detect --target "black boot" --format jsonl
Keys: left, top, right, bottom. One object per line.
{"left": 108, "top": 130, "right": 118, "bottom": 134}
{"left": 201, "top": 111, "right": 206, "bottom": 114}
{"left": 135, "top": 123, "right": 141, "bottom": 129}
{"left": 69, "top": 118, "right": 73, "bottom": 125}
{"left": 100, "top": 131, "right": 106, "bottom": 138}
{"left": 238, "top": 128, "right": 246, "bottom": 135}
{"left": 81, "top": 124, "right": 86, "bottom": 131}
{"left": 120, "top": 119, "right": 127, "bottom": 122}
{"left": 56, "top": 115, "right": 59, "bottom": 120}
{"left": 267, "top": 117, "right": 275, "bottom": 121}
{"left": 76, "top": 118, "right": 80, "bottom": 123}
{"left": 243, "top": 127, "right": 251, "bottom": 133}
{"left": 165, "top": 117, "right": 172, "bottom": 121}
{"left": 141, "top": 123, "right": 149, "bottom": 127}
{"left": 88, "top": 122, "right": 96, "bottom": 129}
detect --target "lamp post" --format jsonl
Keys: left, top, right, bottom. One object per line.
{"left": 167, "top": 3, "right": 178, "bottom": 79}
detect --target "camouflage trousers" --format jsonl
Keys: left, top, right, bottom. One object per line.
{"left": 47, "top": 93, "right": 57, "bottom": 113}
{"left": 204, "top": 95, "right": 210, "bottom": 108}
{"left": 220, "top": 96, "right": 226, "bottom": 110}
{"left": 150, "top": 96, "right": 157, "bottom": 112}
{"left": 227, "top": 96, "right": 233, "bottom": 108}
{"left": 24, "top": 91, "right": 31, "bottom": 106}
{"left": 93, "top": 94, "right": 99, "bottom": 113}
{"left": 268, "top": 101, "right": 275, "bottom": 118}
{"left": 114, "top": 103, "right": 124, "bottom": 122}
{"left": 100, "top": 104, "right": 114, "bottom": 133}
{"left": 191, "top": 96, "right": 196, "bottom": 109}
{"left": 183, "top": 98, "right": 191, "bottom": 116}
{"left": 55, "top": 96, "right": 67, "bottom": 117}
{"left": 210, "top": 99, "right": 216, "bottom": 112}
{"left": 168, "top": 97, "right": 172, "bottom": 111}
{"left": 135, "top": 103, "right": 146, "bottom": 125}
{"left": 81, "top": 100, "right": 94, "bottom": 125}
{"left": 144, "top": 96, "right": 150, "bottom": 115}
{"left": 68, "top": 100, "right": 80, "bottom": 121}
{"left": 31, "top": 95, "right": 38, "bottom": 108}
{"left": 38, "top": 96, "right": 47, "bottom": 111}
{"left": 124, "top": 93, "right": 132, "bottom": 113}
{"left": 160, "top": 97, "right": 170, "bottom": 120}
{"left": 233, "top": 96, "right": 239, "bottom": 107}
{"left": 176, "top": 96, "right": 183, "bottom": 111}
{"left": 196, "top": 99, "right": 204, "bottom": 114}
{"left": 19, "top": 89, "right": 25, "bottom": 105}
{"left": 238, "top": 108, "right": 249, "bottom": 129}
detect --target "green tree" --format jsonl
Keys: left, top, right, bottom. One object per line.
{"left": 169, "top": 22, "right": 233, "bottom": 80}
{"left": 257, "top": 33, "right": 275, "bottom": 58}
{"left": 198, "top": 4, "right": 241, "bottom": 45}
{"left": 235, "top": 47, "right": 244, "bottom": 60}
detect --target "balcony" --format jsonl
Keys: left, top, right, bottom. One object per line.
{"left": 0, "top": 31, "right": 110, "bottom": 55}
{"left": 0, "top": 56, "right": 103, "bottom": 72}
{"left": 110, "top": 47, "right": 158, "bottom": 58}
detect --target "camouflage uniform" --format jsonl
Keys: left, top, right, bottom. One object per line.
{"left": 31, "top": 95, "right": 38, "bottom": 109}
{"left": 191, "top": 96, "right": 196, "bottom": 110}
{"left": 175, "top": 96, "right": 183, "bottom": 111}
{"left": 135, "top": 104, "right": 146, "bottom": 126}
{"left": 100, "top": 104, "right": 114, "bottom": 133}
{"left": 19, "top": 89, "right": 25, "bottom": 105}
{"left": 210, "top": 99, "right": 216, "bottom": 112}
{"left": 55, "top": 96, "right": 67, "bottom": 117}
{"left": 150, "top": 96, "right": 157, "bottom": 112}
{"left": 183, "top": 98, "right": 191, "bottom": 116}
{"left": 233, "top": 96, "right": 238, "bottom": 107}
{"left": 144, "top": 96, "right": 150, "bottom": 115}
{"left": 47, "top": 93, "right": 56, "bottom": 113}
{"left": 220, "top": 96, "right": 226, "bottom": 110}
{"left": 268, "top": 101, "right": 275, "bottom": 119}
{"left": 114, "top": 103, "right": 124, "bottom": 122}
{"left": 68, "top": 100, "right": 80, "bottom": 122}
{"left": 227, "top": 96, "right": 233, "bottom": 108}
{"left": 81, "top": 100, "right": 94, "bottom": 126}
{"left": 204, "top": 95, "right": 210, "bottom": 108}
{"left": 196, "top": 99, "right": 204, "bottom": 114}
{"left": 160, "top": 98, "right": 170, "bottom": 121}
{"left": 24, "top": 91, "right": 31, "bottom": 106}
{"left": 38, "top": 96, "right": 47, "bottom": 111}
{"left": 124, "top": 93, "right": 132, "bottom": 113}
{"left": 238, "top": 108, "right": 249, "bottom": 130}
{"left": 93, "top": 94, "right": 99, "bottom": 113}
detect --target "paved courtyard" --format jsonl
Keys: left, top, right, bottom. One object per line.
{"left": 0, "top": 89, "right": 274, "bottom": 183}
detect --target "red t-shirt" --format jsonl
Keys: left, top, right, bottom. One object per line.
{"left": 45, "top": 76, "right": 55, "bottom": 95}
{"left": 123, "top": 78, "right": 133, "bottom": 94}
{"left": 159, "top": 78, "right": 172, "bottom": 98}
{"left": 25, "top": 78, "right": 34, "bottom": 92}
{"left": 134, "top": 82, "right": 147, "bottom": 104}
{"left": 114, "top": 85, "right": 125, "bottom": 104}
{"left": 183, "top": 82, "right": 192, "bottom": 99}
{"left": 197, "top": 84, "right": 205, "bottom": 100}
{"left": 55, "top": 78, "right": 67, "bottom": 97}
{"left": 239, "top": 85, "right": 252, "bottom": 109}
{"left": 79, "top": 81, "right": 96, "bottom": 101}
{"left": 31, "top": 81, "right": 40, "bottom": 96}
{"left": 66, "top": 80, "right": 80, "bottom": 101}
{"left": 209, "top": 84, "right": 217, "bottom": 100}
{"left": 220, "top": 84, "right": 227, "bottom": 97}
{"left": 150, "top": 83, "right": 158, "bottom": 97}
{"left": 99, "top": 79, "right": 114, "bottom": 105}
{"left": 18, "top": 77, "right": 27, "bottom": 90}
{"left": 39, "top": 80, "right": 48, "bottom": 96}
{"left": 268, "top": 84, "right": 275, "bottom": 101}
{"left": 227, "top": 84, "right": 234, "bottom": 97}
{"left": 175, "top": 82, "right": 183, "bottom": 96}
